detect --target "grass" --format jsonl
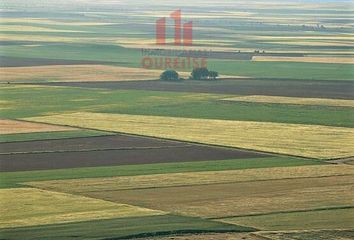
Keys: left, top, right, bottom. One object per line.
{"left": 26, "top": 165, "right": 354, "bottom": 193}
{"left": 25, "top": 112, "right": 354, "bottom": 159}
{"left": 0, "top": 157, "right": 321, "bottom": 188}
{"left": 57, "top": 175, "right": 354, "bottom": 218}
{"left": 223, "top": 95, "right": 354, "bottom": 108}
{"left": 220, "top": 208, "right": 354, "bottom": 231}
{"left": 0, "top": 215, "right": 253, "bottom": 240}
{"left": 0, "top": 129, "right": 113, "bottom": 143}
{"left": 2, "top": 84, "right": 353, "bottom": 128}
{"left": 208, "top": 60, "right": 354, "bottom": 81}
{"left": 0, "top": 43, "right": 141, "bottom": 65}
{"left": 0, "top": 188, "right": 164, "bottom": 229}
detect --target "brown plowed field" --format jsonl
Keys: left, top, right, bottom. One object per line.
{"left": 0, "top": 135, "right": 267, "bottom": 172}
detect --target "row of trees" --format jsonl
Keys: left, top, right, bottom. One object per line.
{"left": 160, "top": 68, "right": 219, "bottom": 81}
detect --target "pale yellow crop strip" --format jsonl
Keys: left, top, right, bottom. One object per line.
{"left": 222, "top": 95, "right": 354, "bottom": 108}
{"left": 0, "top": 188, "right": 165, "bottom": 229}
{"left": 0, "top": 25, "right": 85, "bottom": 33}
{"left": 0, "top": 65, "right": 171, "bottom": 82}
{"left": 0, "top": 119, "right": 76, "bottom": 134}
{"left": 26, "top": 165, "right": 354, "bottom": 193}
{"left": 253, "top": 56, "right": 354, "bottom": 64}
{"left": 25, "top": 112, "right": 354, "bottom": 159}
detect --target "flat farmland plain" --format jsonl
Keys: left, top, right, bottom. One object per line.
{"left": 258, "top": 230, "right": 354, "bottom": 240}
{"left": 38, "top": 79, "right": 354, "bottom": 100}
{"left": 0, "top": 134, "right": 188, "bottom": 154}
{"left": 222, "top": 95, "right": 354, "bottom": 108}
{"left": 0, "top": 142, "right": 269, "bottom": 172}
{"left": 0, "top": 129, "right": 111, "bottom": 143}
{"left": 1, "top": 0, "right": 354, "bottom": 238}
{"left": 27, "top": 166, "right": 354, "bottom": 218}
{"left": 0, "top": 188, "right": 164, "bottom": 229}
{"left": 0, "top": 215, "right": 252, "bottom": 240}
{"left": 0, "top": 157, "right": 320, "bottom": 189}
{"left": 220, "top": 208, "right": 354, "bottom": 231}
{"left": 3, "top": 84, "right": 353, "bottom": 128}
{"left": 143, "top": 233, "right": 264, "bottom": 240}
{"left": 0, "top": 119, "right": 75, "bottom": 134}
{"left": 26, "top": 165, "right": 354, "bottom": 193}
{"left": 25, "top": 112, "right": 354, "bottom": 159}
{"left": 0, "top": 65, "right": 178, "bottom": 83}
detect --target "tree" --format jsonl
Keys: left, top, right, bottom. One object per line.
{"left": 208, "top": 71, "right": 219, "bottom": 80}
{"left": 160, "top": 70, "right": 179, "bottom": 81}
{"left": 191, "top": 67, "right": 209, "bottom": 80}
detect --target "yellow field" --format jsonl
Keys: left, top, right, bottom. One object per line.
{"left": 26, "top": 165, "right": 354, "bottom": 193}
{"left": 267, "top": 41, "right": 354, "bottom": 47}
{"left": 25, "top": 112, "right": 354, "bottom": 159}
{"left": 223, "top": 95, "right": 354, "bottom": 107}
{"left": 0, "top": 119, "right": 75, "bottom": 134}
{"left": 0, "top": 34, "right": 85, "bottom": 44}
{"left": 0, "top": 18, "right": 115, "bottom": 26}
{"left": 0, "top": 65, "right": 174, "bottom": 82}
{"left": 253, "top": 35, "right": 354, "bottom": 41}
{"left": 253, "top": 56, "right": 354, "bottom": 64}
{"left": 0, "top": 25, "right": 84, "bottom": 33}
{"left": 0, "top": 188, "right": 164, "bottom": 229}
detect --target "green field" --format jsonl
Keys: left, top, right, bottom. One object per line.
{"left": 1, "top": 85, "right": 353, "bottom": 128}
{"left": 0, "top": 157, "right": 321, "bottom": 188}
{"left": 0, "top": 129, "right": 112, "bottom": 143}
{"left": 2, "top": 43, "right": 354, "bottom": 80}
{"left": 0, "top": 215, "right": 253, "bottom": 240}
{"left": 220, "top": 208, "right": 354, "bottom": 231}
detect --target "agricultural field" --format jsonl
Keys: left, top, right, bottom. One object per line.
{"left": 26, "top": 171, "right": 354, "bottom": 219}
{"left": 0, "top": 119, "right": 75, "bottom": 134}
{"left": 220, "top": 208, "right": 354, "bottom": 231}
{"left": 1, "top": 0, "right": 354, "bottom": 239}
{"left": 0, "top": 134, "right": 266, "bottom": 172}
{"left": 0, "top": 188, "right": 165, "bottom": 228}
{"left": 25, "top": 112, "right": 354, "bottom": 159}
{"left": 259, "top": 230, "right": 354, "bottom": 240}
{"left": 222, "top": 95, "right": 354, "bottom": 107}
{"left": 0, "top": 65, "right": 182, "bottom": 83}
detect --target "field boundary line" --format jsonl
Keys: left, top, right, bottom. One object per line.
{"left": 0, "top": 145, "right": 193, "bottom": 155}
{"left": 209, "top": 206, "right": 354, "bottom": 220}
{"left": 101, "top": 229, "right": 257, "bottom": 240}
